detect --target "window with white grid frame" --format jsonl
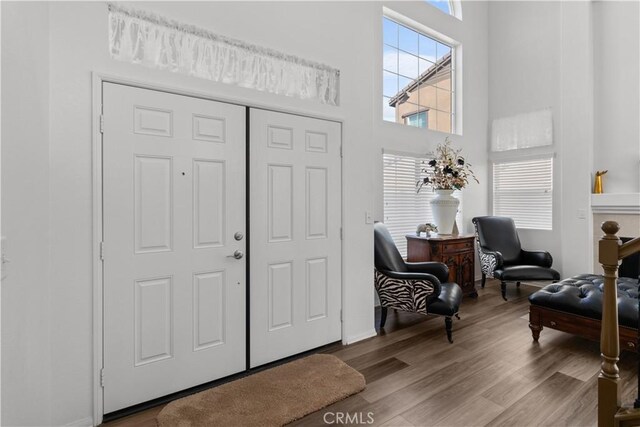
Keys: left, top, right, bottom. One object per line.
{"left": 493, "top": 157, "right": 553, "bottom": 230}
{"left": 383, "top": 16, "right": 456, "bottom": 134}
{"left": 383, "top": 152, "right": 462, "bottom": 257}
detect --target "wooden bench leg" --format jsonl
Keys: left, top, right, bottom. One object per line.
{"left": 529, "top": 306, "right": 542, "bottom": 342}
{"left": 530, "top": 324, "right": 542, "bottom": 342}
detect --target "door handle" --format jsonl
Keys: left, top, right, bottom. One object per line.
{"left": 227, "top": 250, "right": 244, "bottom": 260}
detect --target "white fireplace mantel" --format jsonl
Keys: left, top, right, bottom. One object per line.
{"left": 591, "top": 193, "right": 640, "bottom": 214}
{"left": 591, "top": 193, "right": 639, "bottom": 272}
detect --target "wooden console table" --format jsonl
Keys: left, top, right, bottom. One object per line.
{"left": 406, "top": 234, "right": 477, "bottom": 297}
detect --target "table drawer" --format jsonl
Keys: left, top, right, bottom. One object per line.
{"left": 442, "top": 241, "right": 473, "bottom": 254}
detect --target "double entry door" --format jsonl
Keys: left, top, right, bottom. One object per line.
{"left": 102, "top": 83, "right": 342, "bottom": 413}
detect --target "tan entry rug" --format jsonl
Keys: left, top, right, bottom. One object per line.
{"left": 156, "top": 354, "right": 365, "bottom": 427}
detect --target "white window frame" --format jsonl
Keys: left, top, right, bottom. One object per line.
{"left": 424, "top": 0, "right": 463, "bottom": 20}
{"left": 491, "top": 151, "right": 555, "bottom": 231}
{"left": 449, "top": 0, "right": 463, "bottom": 20}
{"left": 382, "top": 8, "right": 463, "bottom": 135}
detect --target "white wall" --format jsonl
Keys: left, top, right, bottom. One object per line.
{"left": 0, "top": 1, "right": 2, "bottom": 420}
{"left": 488, "top": 0, "right": 640, "bottom": 277}
{"left": 488, "top": 1, "right": 602, "bottom": 277}
{"left": 488, "top": 1, "right": 565, "bottom": 274}
{"left": 1, "top": 2, "right": 53, "bottom": 424}
{"left": 559, "top": 1, "right": 595, "bottom": 278}
{"left": 593, "top": 0, "right": 640, "bottom": 194}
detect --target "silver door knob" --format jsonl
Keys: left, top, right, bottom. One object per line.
{"left": 227, "top": 250, "right": 244, "bottom": 260}
{"left": 234, "top": 232, "right": 244, "bottom": 241}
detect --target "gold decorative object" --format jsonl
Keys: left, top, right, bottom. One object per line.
{"left": 593, "top": 170, "right": 608, "bottom": 194}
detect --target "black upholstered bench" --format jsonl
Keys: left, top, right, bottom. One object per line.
{"left": 529, "top": 274, "right": 639, "bottom": 352}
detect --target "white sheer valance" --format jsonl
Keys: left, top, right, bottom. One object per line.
{"left": 108, "top": 3, "right": 340, "bottom": 105}
{"left": 491, "top": 109, "right": 553, "bottom": 152}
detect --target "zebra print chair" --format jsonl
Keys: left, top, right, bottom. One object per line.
{"left": 374, "top": 222, "right": 463, "bottom": 343}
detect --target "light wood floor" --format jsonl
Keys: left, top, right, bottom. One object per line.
{"left": 102, "top": 280, "right": 639, "bottom": 427}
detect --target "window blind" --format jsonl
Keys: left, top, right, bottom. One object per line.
{"left": 383, "top": 152, "right": 462, "bottom": 257}
{"left": 493, "top": 157, "right": 553, "bottom": 230}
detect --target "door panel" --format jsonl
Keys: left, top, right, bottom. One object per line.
{"left": 249, "top": 109, "right": 342, "bottom": 368}
{"left": 103, "top": 83, "right": 246, "bottom": 412}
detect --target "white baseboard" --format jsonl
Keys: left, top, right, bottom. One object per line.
{"left": 65, "top": 416, "right": 93, "bottom": 427}
{"left": 343, "top": 328, "right": 377, "bottom": 345}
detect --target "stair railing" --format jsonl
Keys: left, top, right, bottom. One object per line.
{"left": 598, "top": 221, "right": 640, "bottom": 427}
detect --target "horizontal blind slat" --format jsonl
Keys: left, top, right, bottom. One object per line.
{"left": 384, "top": 153, "right": 463, "bottom": 257}
{"left": 493, "top": 157, "right": 553, "bottom": 230}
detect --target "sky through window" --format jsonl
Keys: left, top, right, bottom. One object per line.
{"left": 383, "top": 17, "right": 455, "bottom": 133}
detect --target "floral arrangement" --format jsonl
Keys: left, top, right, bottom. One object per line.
{"left": 416, "top": 138, "right": 479, "bottom": 192}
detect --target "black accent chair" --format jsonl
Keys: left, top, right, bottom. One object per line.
{"left": 472, "top": 216, "right": 560, "bottom": 300}
{"left": 619, "top": 237, "right": 640, "bottom": 280}
{"left": 374, "top": 222, "right": 462, "bottom": 343}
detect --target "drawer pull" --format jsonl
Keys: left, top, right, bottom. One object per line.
{"left": 550, "top": 321, "right": 557, "bottom": 327}
{"left": 628, "top": 342, "right": 636, "bottom": 348}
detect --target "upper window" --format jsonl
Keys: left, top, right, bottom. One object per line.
{"left": 383, "top": 17, "right": 456, "bottom": 134}
{"left": 493, "top": 157, "right": 553, "bottom": 230}
{"left": 425, "top": 0, "right": 453, "bottom": 15}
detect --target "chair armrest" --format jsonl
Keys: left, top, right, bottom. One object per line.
{"left": 521, "top": 250, "right": 553, "bottom": 268}
{"left": 479, "top": 247, "right": 504, "bottom": 266}
{"left": 378, "top": 269, "right": 442, "bottom": 296}
{"left": 405, "top": 262, "right": 449, "bottom": 283}
{"left": 476, "top": 246, "right": 504, "bottom": 276}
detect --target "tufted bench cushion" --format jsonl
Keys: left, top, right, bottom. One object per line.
{"left": 529, "top": 274, "right": 639, "bottom": 328}
{"left": 529, "top": 274, "right": 639, "bottom": 351}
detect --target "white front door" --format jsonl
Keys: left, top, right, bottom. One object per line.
{"left": 249, "top": 109, "right": 342, "bottom": 368}
{"left": 102, "top": 83, "right": 246, "bottom": 412}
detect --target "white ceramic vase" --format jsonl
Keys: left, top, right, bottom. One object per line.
{"left": 430, "top": 189, "right": 459, "bottom": 235}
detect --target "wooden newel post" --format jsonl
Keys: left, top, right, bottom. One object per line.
{"left": 598, "top": 221, "right": 622, "bottom": 427}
